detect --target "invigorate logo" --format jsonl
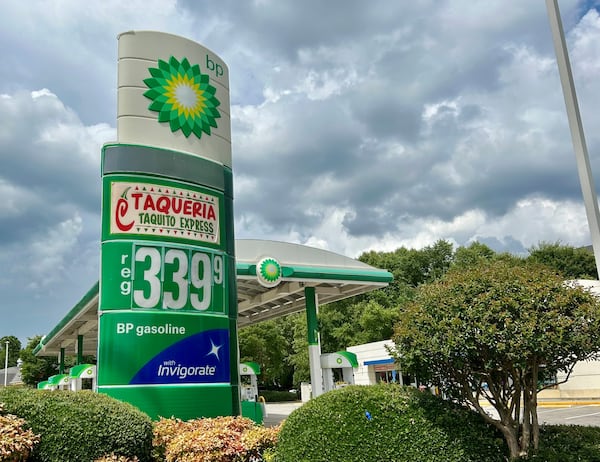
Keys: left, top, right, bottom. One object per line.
{"left": 157, "top": 361, "right": 216, "bottom": 379}
{"left": 129, "top": 329, "right": 230, "bottom": 385}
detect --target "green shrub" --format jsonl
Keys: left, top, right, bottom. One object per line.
{"left": 153, "top": 415, "right": 279, "bottom": 462}
{"left": 259, "top": 390, "right": 298, "bottom": 402}
{"left": 0, "top": 402, "right": 40, "bottom": 461}
{"left": 524, "top": 425, "right": 600, "bottom": 461}
{"left": 274, "top": 384, "right": 507, "bottom": 462}
{"left": 0, "top": 388, "right": 153, "bottom": 462}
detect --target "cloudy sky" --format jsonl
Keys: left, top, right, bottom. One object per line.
{"left": 1, "top": 0, "right": 600, "bottom": 345}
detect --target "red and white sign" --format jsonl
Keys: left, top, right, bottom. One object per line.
{"left": 110, "top": 181, "right": 219, "bottom": 244}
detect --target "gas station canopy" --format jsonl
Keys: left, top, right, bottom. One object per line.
{"left": 34, "top": 239, "right": 392, "bottom": 357}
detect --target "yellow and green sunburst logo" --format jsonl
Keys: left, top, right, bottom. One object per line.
{"left": 257, "top": 257, "right": 282, "bottom": 287}
{"left": 143, "top": 56, "right": 221, "bottom": 139}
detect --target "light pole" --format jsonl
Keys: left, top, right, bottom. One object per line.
{"left": 546, "top": 0, "right": 600, "bottom": 278}
{"left": 3, "top": 341, "right": 9, "bottom": 387}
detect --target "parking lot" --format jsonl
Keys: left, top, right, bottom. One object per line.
{"left": 483, "top": 403, "right": 600, "bottom": 427}
{"left": 537, "top": 404, "right": 600, "bottom": 426}
{"left": 263, "top": 402, "right": 303, "bottom": 427}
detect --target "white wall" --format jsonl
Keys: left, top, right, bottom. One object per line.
{"left": 553, "top": 359, "right": 600, "bottom": 398}
{"left": 347, "top": 340, "right": 395, "bottom": 385}
{"left": 553, "top": 280, "right": 600, "bottom": 398}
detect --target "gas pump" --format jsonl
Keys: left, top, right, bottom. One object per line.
{"left": 47, "top": 374, "right": 70, "bottom": 390}
{"left": 320, "top": 351, "right": 358, "bottom": 393}
{"left": 240, "top": 362, "right": 260, "bottom": 401}
{"left": 37, "top": 380, "right": 54, "bottom": 390}
{"left": 69, "top": 364, "right": 96, "bottom": 391}
{"left": 239, "top": 362, "right": 263, "bottom": 423}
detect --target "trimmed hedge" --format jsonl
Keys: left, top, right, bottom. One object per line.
{"left": 524, "top": 425, "right": 600, "bottom": 461}
{"left": 259, "top": 390, "right": 298, "bottom": 402}
{"left": 0, "top": 388, "right": 153, "bottom": 462}
{"left": 274, "top": 384, "right": 507, "bottom": 462}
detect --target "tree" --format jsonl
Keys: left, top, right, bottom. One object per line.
{"left": 0, "top": 336, "right": 21, "bottom": 368}
{"left": 19, "top": 336, "right": 59, "bottom": 387}
{"left": 527, "top": 241, "right": 597, "bottom": 279}
{"left": 359, "top": 239, "right": 454, "bottom": 291}
{"left": 354, "top": 300, "right": 401, "bottom": 345}
{"left": 391, "top": 259, "right": 600, "bottom": 460}
{"left": 239, "top": 319, "right": 294, "bottom": 389}
{"left": 287, "top": 315, "right": 310, "bottom": 386}
{"left": 381, "top": 240, "right": 454, "bottom": 287}
{"left": 452, "top": 241, "right": 497, "bottom": 269}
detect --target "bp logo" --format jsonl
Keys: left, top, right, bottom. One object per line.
{"left": 143, "top": 56, "right": 221, "bottom": 139}
{"left": 257, "top": 257, "right": 282, "bottom": 288}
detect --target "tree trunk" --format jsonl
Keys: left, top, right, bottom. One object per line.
{"left": 531, "top": 364, "right": 540, "bottom": 449}
{"left": 498, "top": 423, "right": 521, "bottom": 460}
{"left": 532, "top": 400, "right": 540, "bottom": 450}
{"left": 490, "top": 400, "right": 522, "bottom": 461}
{"left": 519, "top": 364, "right": 542, "bottom": 457}
{"left": 521, "top": 391, "right": 531, "bottom": 457}
{"left": 466, "top": 378, "right": 524, "bottom": 460}
{"left": 513, "top": 386, "right": 521, "bottom": 437}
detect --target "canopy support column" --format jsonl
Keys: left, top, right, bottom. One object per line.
{"left": 305, "top": 286, "right": 323, "bottom": 398}
{"left": 77, "top": 335, "right": 84, "bottom": 365}
{"left": 59, "top": 348, "right": 65, "bottom": 374}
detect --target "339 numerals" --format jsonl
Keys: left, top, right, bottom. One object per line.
{"left": 132, "top": 246, "right": 224, "bottom": 311}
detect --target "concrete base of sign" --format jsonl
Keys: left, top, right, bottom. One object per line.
{"left": 100, "top": 385, "right": 235, "bottom": 421}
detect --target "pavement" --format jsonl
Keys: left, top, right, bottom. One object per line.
{"left": 480, "top": 398, "right": 600, "bottom": 409}
{"left": 481, "top": 399, "right": 600, "bottom": 426}
{"left": 263, "top": 401, "right": 303, "bottom": 427}
{"left": 537, "top": 404, "right": 600, "bottom": 426}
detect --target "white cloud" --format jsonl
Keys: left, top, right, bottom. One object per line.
{"left": 571, "top": 9, "right": 600, "bottom": 80}
{"left": 26, "top": 214, "right": 84, "bottom": 289}
{"left": 3, "top": 1, "right": 600, "bottom": 343}
{"left": 478, "top": 197, "right": 590, "bottom": 247}
{"left": 0, "top": 180, "right": 39, "bottom": 217}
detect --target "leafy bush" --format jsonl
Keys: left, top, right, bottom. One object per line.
{"left": 524, "top": 425, "right": 600, "bottom": 461}
{"left": 240, "top": 425, "right": 279, "bottom": 462}
{"left": 153, "top": 415, "right": 279, "bottom": 462}
{"left": 274, "top": 384, "right": 507, "bottom": 462}
{"left": 0, "top": 402, "right": 40, "bottom": 461}
{"left": 0, "top": 388, "right": 153, "bottom": 462}
{"left": 259, "top": 391, "right": 298, "bottom": 402}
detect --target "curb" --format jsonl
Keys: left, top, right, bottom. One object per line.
{"left": 537, "top": 400, "right": 600, "bottom": 407}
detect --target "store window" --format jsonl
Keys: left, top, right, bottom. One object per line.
{"left": 374, "top": 368, "right": 415, "bottom": 386}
